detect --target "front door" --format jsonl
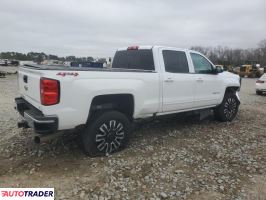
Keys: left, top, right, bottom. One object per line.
{"left": 190, "top": 52, "right": 223, "bottom": 107}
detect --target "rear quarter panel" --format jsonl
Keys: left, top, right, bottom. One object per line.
{"left": 40, "top": 70, "right": 160, "bottom": 130}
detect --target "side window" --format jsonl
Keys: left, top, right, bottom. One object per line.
{"left": 163, "top": 50, "right": 189, "bottom": 73}
{"left": 190, "top": 53, "right": 214, "bottom": 74}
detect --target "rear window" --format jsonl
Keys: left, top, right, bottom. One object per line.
{"left": 112, "top": 49, "right": 155, "bottom": 71}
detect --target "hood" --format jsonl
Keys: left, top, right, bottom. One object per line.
{"left": 221, "top": 71, "right": 240, "bottom": 80}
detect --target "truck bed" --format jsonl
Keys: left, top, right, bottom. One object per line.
{"left": 18, "top": 62, "right": 160, "bottom": 130}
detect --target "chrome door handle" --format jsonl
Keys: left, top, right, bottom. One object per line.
{"left": 164, "top": 78, "right": 174, "bottom": 83}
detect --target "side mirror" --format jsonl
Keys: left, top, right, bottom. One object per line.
{"left": 215, "top": 67, "right": 223, "bottom": 73}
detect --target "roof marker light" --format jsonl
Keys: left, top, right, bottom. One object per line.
{"left": 127, "top": 46, "right": 139, "bottom": 50}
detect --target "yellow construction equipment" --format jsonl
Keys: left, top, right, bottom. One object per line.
{"left": 238, "top": 61, "right": 263, "bottom": 78}
{"left": 215, "top": 64, "right": 235, "bottom": 73}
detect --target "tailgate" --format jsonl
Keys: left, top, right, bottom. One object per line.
{"left": 18, "top": 67, "right": 42, "bottom": 105}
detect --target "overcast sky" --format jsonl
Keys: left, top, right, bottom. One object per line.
{"left": 0, "top": 0, "right": 265, "bottom": 57}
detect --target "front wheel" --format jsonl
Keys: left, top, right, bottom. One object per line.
{"left": 214, "top": 92, "right": 240, "bottom": 122}
{"left": 81, "top": 111, "right": 132, "bottom": 156}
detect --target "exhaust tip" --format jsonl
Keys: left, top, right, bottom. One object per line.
{"left": 34, "top": 136, "right": 41, "bottom": 144}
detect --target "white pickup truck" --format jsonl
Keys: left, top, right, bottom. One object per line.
{"left": 15, "top": 46, "right": 241, "bottom": 156}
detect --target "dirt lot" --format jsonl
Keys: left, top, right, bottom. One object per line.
{"left": 0, "top": 73, "right": 265, "bottom": 200}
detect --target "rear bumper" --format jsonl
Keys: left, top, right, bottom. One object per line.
{"left": 15, "top": 97, "right": 58, "bottom": 134}
{"left": 256, "top": 89, "right": 266, "bottom": 92}
{"left": 255, "top": 84, "right": 266, "bottom": 91}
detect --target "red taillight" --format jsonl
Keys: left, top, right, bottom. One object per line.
{"left": 127, "top": 46, "right": 139, "bottom": 50}
{"left": 256, "top": 80, "right": 264, "bottom": 83}
{"left": 40, "top": 78, "right": 60, "bottom": 106}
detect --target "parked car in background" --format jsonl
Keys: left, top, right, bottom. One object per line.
{"left": 0, "top": 59, "right": 8, "bottom": 66}
{"left": 256, "top": 73, "right": 266, "bottom": 95}
{"left": 9, "top": 60, "right": 19, "bottom": 66}
{"left": 70, "top": 61, "right": 104, "bottom": 68}
{"left": 19, "top": 61, "right": 35, "bottom": 66}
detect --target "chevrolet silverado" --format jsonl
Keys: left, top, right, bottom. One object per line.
{"left": 15, "top": 46, "right": 241, "bottom": 156}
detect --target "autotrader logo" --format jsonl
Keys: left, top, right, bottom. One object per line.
{"left": 0, "top": 188, "right": 54, "bottom": 200}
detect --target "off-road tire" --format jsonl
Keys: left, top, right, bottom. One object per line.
{"left": 81, "top": 111, "right": 132, "bottom": 157}
{"left": 214, "top": 92, "right": 239, "bottom": 122}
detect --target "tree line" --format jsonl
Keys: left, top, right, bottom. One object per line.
{"left": 1, "top": 39, "right": 266, "bottom": 66}
{"left": 191, "top": 39, "right": 266, "bottom": 67}
{"left": 0, "top": 52, "right": 106, "bottom": 63}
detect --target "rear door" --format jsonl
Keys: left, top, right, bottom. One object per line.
{"left": 189, "top": 52, "right": 223, "bottom": 107}
{"left": 160, "top": 48, "right": 195, "bottom": 112}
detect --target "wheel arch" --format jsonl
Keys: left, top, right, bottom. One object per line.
{"left": 223, "top": 86, "right": 241, "bottom": 104}
{"left": 225, "top": 86, "right": 239, "bottom": 94}
{"left": 87, "top": 93, "right": 135, "bottom": 122}
{"left": 218, "top": 86, "right": 240, "bottom": 106}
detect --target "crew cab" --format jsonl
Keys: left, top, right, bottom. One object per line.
{"left": 15, "top": 46, "right": 241, "bottom": 156}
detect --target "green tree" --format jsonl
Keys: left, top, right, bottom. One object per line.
{"left": 97, "top": 58, "right": 106, "bottom": 63}
{"left": 87, "top": 57, "right": 94, "bottom": 62}
{"left": 66, "top": 56, "right": 76, "bottom": 61}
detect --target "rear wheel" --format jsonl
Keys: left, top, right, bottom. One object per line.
{"left": 81, "top": 111, "right": 132, "bottom": 156}
{"left": 214, "top": 92, "right": 239, "bottom": 122}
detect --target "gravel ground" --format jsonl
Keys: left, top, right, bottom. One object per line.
{"left": 0, "top": 74, "right": 265, "bottom": 200}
